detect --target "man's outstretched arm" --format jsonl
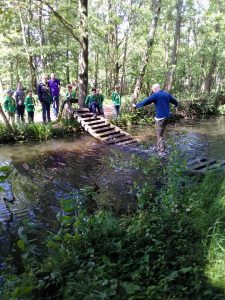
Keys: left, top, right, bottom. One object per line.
{"left": 133, "top": 95, "right": 155, "bottom": 108}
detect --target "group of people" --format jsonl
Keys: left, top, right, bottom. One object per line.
{"left": 2, "top": 75, "right": 178, "bottom": 154}
{"left": 2, "top": 74, "right": 123, "bottom": 124}
{"left": 2, "top": 73, "right": 76, "bottom": 124}
{"left": 85, "top": 85, "right": 121, "bottom": 118}
{"left": 3, "top": 84, "right": 35, "bottom": 123}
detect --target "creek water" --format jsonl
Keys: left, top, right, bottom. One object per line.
{"left": 0, "top": 116, "right": 224, "bottom": 259}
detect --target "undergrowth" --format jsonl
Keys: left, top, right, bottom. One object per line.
{"left": 1, "top": 152, "right": 225, "bottom": 299}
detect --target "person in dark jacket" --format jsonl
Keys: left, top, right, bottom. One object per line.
{"left": 37, "top": 75, "right": 52, "bottom": 123}
{"left": 14, "top": 83, "right": 25, "bottom": 122}
{"left": 133, "top": 83, "right": 178, "bottom": 153}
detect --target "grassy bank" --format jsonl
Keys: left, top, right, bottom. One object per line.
{"left": 0, "top": 119, "right": 81, "bottom": 143}
{"left": 1, "top": 153, "right": 225, "bottom": 299}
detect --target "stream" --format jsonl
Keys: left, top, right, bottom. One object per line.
{"left": 0, "top": 116, "right": 224, "bottom": 259}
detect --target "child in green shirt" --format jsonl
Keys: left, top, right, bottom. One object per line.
{"left": 24, "top": 90, "right": 35, "bottom": 123}
{"left": 3, "top": 90, "right": 16, "bottom": 124}
{"left": 111, "top": 85, "right": 121, "bottom": 116}
{"left": 85, "top": 88, "right": 101, "bottom": 117}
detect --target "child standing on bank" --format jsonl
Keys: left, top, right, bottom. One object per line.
{"left": 3, "top": 90, "right": 16, "bottom": 124}
{"left": 111, "top": 85, "right": 121, "bottom": 116}
{"left": 24, "top": 90, "right": 35, "bottom": 123}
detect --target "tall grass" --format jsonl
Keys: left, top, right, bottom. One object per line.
{"left": 0, "top": 120, "right": 80, "bottom": 143}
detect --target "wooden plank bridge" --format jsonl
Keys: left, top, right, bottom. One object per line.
{"left": 75, "top": 108, "right": 138, "bottom": 147}
{"left": 74, "top": 109, "right": 224, "bottom": 174}
{"left": 187, "top": 157, "right": 225, "bottom": 174}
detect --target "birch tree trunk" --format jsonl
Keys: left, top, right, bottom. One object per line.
{"left": 132, "top": 0, "right": 161, "bottom": 103}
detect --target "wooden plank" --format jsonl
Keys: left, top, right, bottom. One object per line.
{"left": 188, "top": 159, "right": 217, "bottom": 173}
{"left": 95, "top": 127, "right": 116, "bottom": 134}
{"left": 82, "top": 117, "right": 102, "bottom": 122}
{"left": 91, "top": 123, "right": 110, "bottom": 130}
{"left": 102, "top": 133, "right": 125, "bottom": 141}
{"left": 106, "top": 136, "right": 133, "bottom": 145}
{"left": 188, "top": 157, "right": 208, "bottom": 166}
{"left": 115, "top": 140, "right": 138, "bottom": 146}
{"left": 74, "top": 111, "right": 138, "bottom": 148}
{"left": 85, "top": 120, "right": 106, "bottom": 126}
{"left": 100, "top": 129, "right": 120, "bottom": 138}
{"left": 76, "top": 108, "right": 89, "bottom": 113}
{"left": 79, "top": 113, "right": 95, "bottom": 118}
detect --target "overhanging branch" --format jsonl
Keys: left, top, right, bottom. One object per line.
{"left": 36, "top": 0, "right": 81, "bottom": 45}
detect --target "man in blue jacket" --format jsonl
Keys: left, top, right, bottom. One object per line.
{"left": 133, "top": 83, "right": 178, "bottom": 153}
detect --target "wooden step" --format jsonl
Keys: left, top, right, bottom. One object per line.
{"left": 83, "top": 117, "right": 102, "bottom": 123}
{"left": 106, "top": 136, "right": 133, "bottom": 145}
{"left": 79, "top": 113, "right": 94, "bottom": 118}
{"left": 85, "top": 120, "right": 106, "bottom": 126}
{"left": 95, "top": 127, "right": 116, "bottom": 134}
{"left": 91, "top": 123, "right": 110, "bottom": 130}
{"left": 76, "top": 108, "right": 89, "bottom": 113}
{"left": 102, "top": 132, "right": 125, "bottom": 141}
{"left": 115, "top": 140, "right": 138, "bottom": 146}
{"left": 188, "top": 157, "right": 208, "bottom": 166}
{"left": 100, "top": 130, "right": 120, "bottom": 138}
{"left": 188, "top": 159, "right": 217, "bottom": 173}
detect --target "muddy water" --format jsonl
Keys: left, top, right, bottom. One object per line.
{"left": 0, "top": 116, "right": 224, "bottom": 258}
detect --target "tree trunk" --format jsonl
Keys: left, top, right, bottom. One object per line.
{"left": 164, "top": 0, "right": 183, "bottom": 92}
{"left": 132, "top": 0, "right": 161, "bottom": 103}
{"left": 120, "top": 26, "right": 129, "bottom": 96}
{"left": 201, "top": 23, "right": 219, "bottom": 93}
{"left": 0, "top": 104, "right": 13, "bottom": 130}
{"left": 19, "top": 5, "right": 37, "bottom": 92}
{"left": 94, "top": 50, "right": 99, "bottom": 87}
{"left": 78, "top": 0, "right": 88, "bottom": 108}
{"left": 201, "top": 49, "right": 217, "bottom": 93}
{"left": 66, "top": 35, "right": 70, "bottom": 84}
{"left": 38, "top": 3, "right": 46, "bottom": 72}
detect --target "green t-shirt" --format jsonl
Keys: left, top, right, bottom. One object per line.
{"left": 24, "top": 96, "right": 35, "bottom": 112}
{"left": 85, "top": 94, "right": 99, "bottom": 107}
{"left": 3, "top": 95, "right": 16, "bottom": 113}
{"left": 97, "top": 94, "right": 104, "bottom": 108}
{"left": 111, "top": 92, "right": 121, "bottom": 106}
{"left": 66, "top": 90, "right": 76, "bottom": 102}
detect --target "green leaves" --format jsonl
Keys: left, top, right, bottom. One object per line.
{"left": 122, "top": 282, "right": 141, "bottom": 295}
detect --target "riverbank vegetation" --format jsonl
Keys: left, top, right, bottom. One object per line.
{"left": 1, "top": 152, "right": 225, "bottom": 299}
{"left": 0, "top": 119, "right": 81, "bottom": 143}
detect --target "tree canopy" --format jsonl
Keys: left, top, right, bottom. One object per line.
{"left": 0, "top": 0, "right": 224, "bottom": 103}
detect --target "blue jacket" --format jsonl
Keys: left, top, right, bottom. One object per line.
{"left": 135, "top": 90, "right": 178, "bottom": 118}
